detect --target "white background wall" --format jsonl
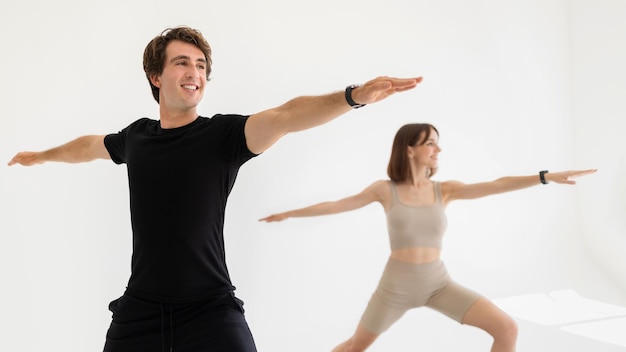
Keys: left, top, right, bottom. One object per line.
{"left": 0, "top": 0, "right": 624, "bottom": 351}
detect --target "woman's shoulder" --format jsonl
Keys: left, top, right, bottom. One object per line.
{"left": 438, "top": 180, "right": 464, "bottom": 188}
{"left": 369, "top": 179, "right": 394, "bottom": 190}
{"left": 437, "top": 180, "right": 466, "bottom": 204}
{"left": 364, "top": 179, "right": 393, "bottom": 210}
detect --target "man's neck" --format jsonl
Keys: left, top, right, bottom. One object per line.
{"left": 159, "top": 107, "right": 199, "bottom": 129}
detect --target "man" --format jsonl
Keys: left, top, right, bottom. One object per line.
{"left": 8, "top": 26, "right": 422, "bottom": 351}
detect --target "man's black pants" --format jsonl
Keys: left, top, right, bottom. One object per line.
{"left": 103, "top": 292, "right": 257, "bottom": 352}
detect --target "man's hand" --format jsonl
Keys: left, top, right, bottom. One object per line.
{"left": 8, "top": 152, "right": 44, "bottom": 166}
{"left": 350, "top": 76, "right": 423, "bottom": 105}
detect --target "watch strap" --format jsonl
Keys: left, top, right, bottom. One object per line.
{"left": 345, "top": 85, "right": 366, "bottom": 109}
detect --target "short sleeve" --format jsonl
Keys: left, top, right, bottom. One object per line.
{"left": 213, "top": 114, "right": 257, "bottom": 163}
{"left": 104, "top": 128, "right": 129, "bottom": 165}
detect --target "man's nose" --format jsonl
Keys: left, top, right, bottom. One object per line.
{"left": 186, "top": 67, "right": 200, "bottom": 79}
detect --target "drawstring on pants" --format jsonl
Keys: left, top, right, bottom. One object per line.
{"left": 160, "top": 303, "right": 174, "bottom": 352}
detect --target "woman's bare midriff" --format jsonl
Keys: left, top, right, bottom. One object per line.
{"left": 390, "top": 247, "right": 441, "bottom": 264}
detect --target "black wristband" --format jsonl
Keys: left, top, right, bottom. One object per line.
{"left": 539, "top": 170, "right": 549, "bottom": 184}
{"left": 345, "top": 85, "right": 366, "bottom": 109}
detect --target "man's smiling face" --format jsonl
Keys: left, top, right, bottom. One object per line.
{"left": 151, "top": 40, "right": 207, "bottom": 112}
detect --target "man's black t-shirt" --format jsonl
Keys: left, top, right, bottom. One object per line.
{"left": 104, "top": 114, "right": 256, "bottom": 303}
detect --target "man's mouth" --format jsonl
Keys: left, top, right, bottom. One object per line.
{"left": 182, "top": 84, "right": 199, "bottom": 91}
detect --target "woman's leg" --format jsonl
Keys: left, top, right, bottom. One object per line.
{"left": 331, "top": 324, "right": 380, "bottom": 352}
{"left": 332, "top": 258, "right": 414, "bottom": 351}
{"left": 461, "top": 297, "right": 518, "bottom": 352}
{"left": 426, "top": 272, "right": 518, "bottom": 352}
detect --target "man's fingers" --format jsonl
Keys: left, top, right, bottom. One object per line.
{"left": 354, "top": 76, "right": 423, "bottom": 104}
{"left": 7, "top": 154, "right": 21, "bottom": 166}
{"left": 394, "top": 85, "right": 418, "bottom": 93}
{"left": 382, "top": 77, "right": 422, "bottom": 90}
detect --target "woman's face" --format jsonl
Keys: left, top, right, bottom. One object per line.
{"left": 408, "top": 127, "right": 441, "bottom": 168}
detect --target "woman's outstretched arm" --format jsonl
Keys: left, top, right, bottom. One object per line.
{"left": 259, "top": 180, "right": 388, "bottom": 222}
{"left": 442, "top": 169, "right": 597, "bottom": 203}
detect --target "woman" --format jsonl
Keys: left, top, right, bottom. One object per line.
{"left": 259, "top": 123, "right": 596, "bottom": 352}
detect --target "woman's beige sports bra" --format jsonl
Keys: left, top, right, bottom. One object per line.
{"left": 386, "top": 181, "right": 447, "bottom": 250}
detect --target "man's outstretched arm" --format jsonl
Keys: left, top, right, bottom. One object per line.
{"left": 244, "top": 76, "right": 423, "bottom": 154}
{"left": 8, "top": 135, "right": 110, "bottom": 166}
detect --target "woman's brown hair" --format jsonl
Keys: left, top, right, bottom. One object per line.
{"left": 387, "top": 123, "right": 439, "bottom": 183}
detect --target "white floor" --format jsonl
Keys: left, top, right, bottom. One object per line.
{"left": 495, "top": 290, "right": 626, "bottom": 350}
{"left": 251, "top": 288, "right": 626, "bottom": 352}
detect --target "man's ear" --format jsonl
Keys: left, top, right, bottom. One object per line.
{"left": 149, "top": 74, "right": 161, "bottom": 88}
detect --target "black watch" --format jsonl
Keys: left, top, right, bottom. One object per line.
{"left": 539, "top": 170, "right": 549, "bottom": 184}
{"left": 345, "top": 84, "right": 366, "bottom": 109}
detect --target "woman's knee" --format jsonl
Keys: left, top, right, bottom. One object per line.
{"left": 463, "top": 298, "right": 518, "bottom": 344}
{"left": 494, "top": 315, "right": 518, "bottom": 344}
